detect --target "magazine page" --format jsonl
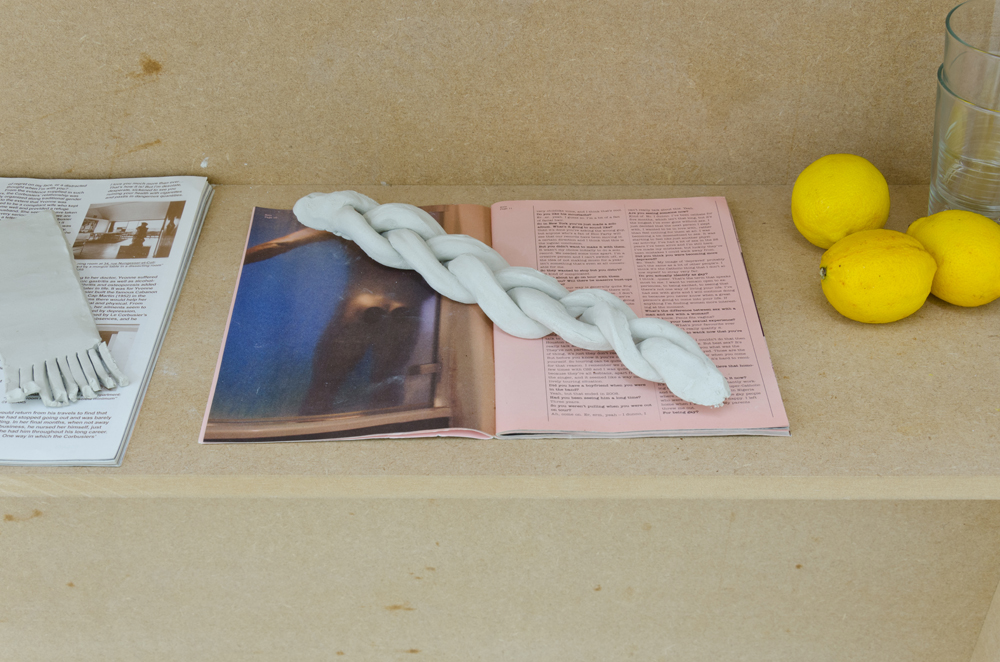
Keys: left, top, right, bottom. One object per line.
{"left": 200, "top": 204, "right": 496, "bottom": 443}
{"left": 490, "top": 197, "right": 788, "bottom": 437}
{"left": 0, "top": 176, "right": 211, "bottom": 464}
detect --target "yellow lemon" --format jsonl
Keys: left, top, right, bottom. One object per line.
{"left": 906, "top": 209, "right": 1000, "bottom": 307}
{"left": 820, "top": 229, "right": 937, "bottom": 323}
{"left": 792, "top": 154, "right": 891, "bottom": 249}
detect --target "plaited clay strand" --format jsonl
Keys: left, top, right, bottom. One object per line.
{"left": 292, "top": 191, "right": 731, "bottom": 407}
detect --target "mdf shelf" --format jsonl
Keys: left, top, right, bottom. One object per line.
{"left": 4, "top": 184, "right": 997, "bottom": 496}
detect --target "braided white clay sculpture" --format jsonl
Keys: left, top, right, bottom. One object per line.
{"left": 292, "top": 191, "right": 731, "bottom": 407}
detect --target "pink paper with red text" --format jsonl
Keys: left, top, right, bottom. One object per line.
{"left": 490, "top": 198, "right": 788, "bottom": 436}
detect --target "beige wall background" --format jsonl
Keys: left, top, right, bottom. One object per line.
{"left": 1, "top": 0, "right": 953, "bottom": 187}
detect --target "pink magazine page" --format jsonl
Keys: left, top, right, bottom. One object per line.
{"left": 490, "top": 198, "right": 788, "bottom": 437}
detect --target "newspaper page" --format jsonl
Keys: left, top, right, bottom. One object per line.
{"left": 0, "top": 176, "right": 212, "bottom": 464}
{"left": 490, "top": 197, "right": 789, "bottom": 437}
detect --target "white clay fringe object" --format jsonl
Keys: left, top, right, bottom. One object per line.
{"left": 293, "top": 192, "right": 731, "bottom": 407}
{"left": 0, "top": 211, "right": 129, "bottom": 407}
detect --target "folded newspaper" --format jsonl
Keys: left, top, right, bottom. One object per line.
{"left": 0, "top": 177, "right": 213, "bottom": 465}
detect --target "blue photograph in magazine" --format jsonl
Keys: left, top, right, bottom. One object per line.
{"left": 208, "top": 208, "right": 441, "bottom": 431}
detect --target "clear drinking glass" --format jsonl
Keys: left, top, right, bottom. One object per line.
{"left": 942, "top": 0, "right": 1000, "bottom": 109}
{"left": 929, "top": 0, "right": 1000, "bottom": 220}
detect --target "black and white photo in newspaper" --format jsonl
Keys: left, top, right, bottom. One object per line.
{"left": 0, "top": 176, "right": 211, "bottom": 465}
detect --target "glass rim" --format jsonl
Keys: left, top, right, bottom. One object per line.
{"left": 947, "top": 1, "right": 1000, "bottom": 59}
{"left": 938, "top": 64, "right": 1000, "bottom": 116}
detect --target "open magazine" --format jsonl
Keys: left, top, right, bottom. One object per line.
{"left": 0, "top": 176, "right": 213, "bottom": 465}
{"left": 202, "top": 197, "right": 787, "bottom": 441}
